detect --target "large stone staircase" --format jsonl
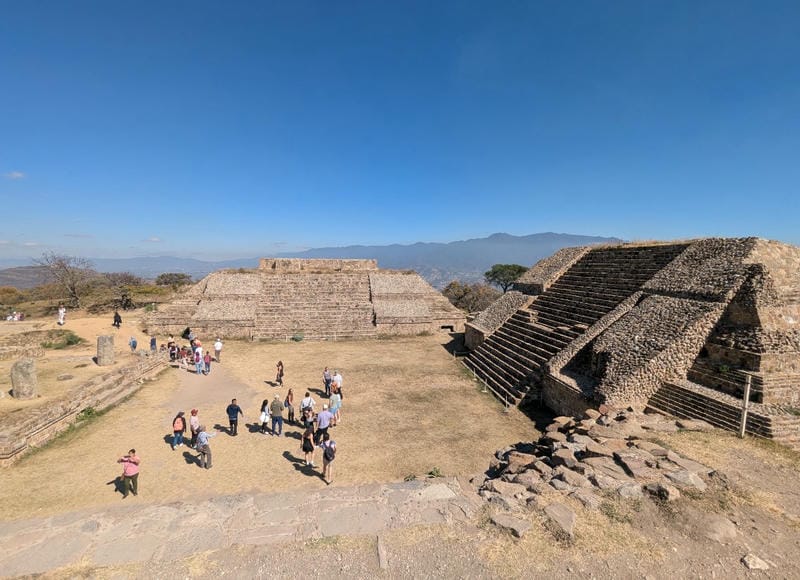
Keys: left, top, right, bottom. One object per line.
{"left": 253, "top": 272, "right": 376, "bottom": 340}
{"left": 464, "top": 245, "right": 688, "bottom": 405}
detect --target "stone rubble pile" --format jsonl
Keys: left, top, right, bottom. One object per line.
{"left": 477, "top": 408, "right": 716, "bottom": 538}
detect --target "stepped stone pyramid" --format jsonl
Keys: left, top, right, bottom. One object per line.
{"left": 464, "top": 238, "right": 800, "bottom": 449}
{"left": 146, "top": 258, "right": 464, "bottom": 341}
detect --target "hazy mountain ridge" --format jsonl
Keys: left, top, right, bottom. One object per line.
{"left": 0, "top": 232, "right": 621, "bottom": 289}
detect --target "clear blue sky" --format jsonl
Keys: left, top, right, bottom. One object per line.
{"left": 1, "top": 1, "right": 798, "bottom": 260}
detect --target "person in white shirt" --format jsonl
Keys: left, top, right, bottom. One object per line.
{"left": 214, "top": 339, "right": 223, "bottom": 362}
{"left": 300, "top": 392, "right": 315, "bottom": 414}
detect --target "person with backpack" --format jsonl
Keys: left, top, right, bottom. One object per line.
{"left": 320, "top": 432, "right": 336, "bottom": 485}
{"left": 113, "top": 311, "right": 122, "bottom": 328}
{"left": 171, "top": 411, "right": 187, "bottom": 450}
{"left": 129, "top": 336, "right": 138, "bottom": 352}
{"left": 194, "top": 344, "right": 204, "bottom": 375}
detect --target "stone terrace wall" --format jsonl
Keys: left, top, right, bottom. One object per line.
{"left": 259, "top": 258, "right": 378, "bottom": 271}
{"left": 643, "top": 237, "right": 756, "bottom": 301}
{"left": 465, "top": 291, "right": 532, "bottom": 350}
{"left": 0, "top": 353, "right": 168, "bottom": 466}
{"left": 513, "top": 246, "right": 589, "bottom": 294}
{"left": 592, "top": 295, "right": 726, "bottom": 406}
{"left": 370, "top": 271, "right": 465, "bottom": 334}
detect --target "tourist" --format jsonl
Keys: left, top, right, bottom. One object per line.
{"left": 330, "top": 385, "right": 342, "bottom": 426}
{"left": 285, "top": 388, "right": 295, "bottom": 424}
{"left": 196, "top": 425, "right": 215, "bottom": 469}
{"left": 259, "top": 399, "right": 270, "bottom": 434}
{"left": 301, "top": 423, "right": 316, "bottom": 467}
{"left": 214, "top": 338, "right": 223, "bottom": 362}
{"left": 333, "top": 370, "right": 343, "bottom": 398}
{"left": 315, "top": 404, "right": 333, "bottom": 444}
{"left": 117, "top": 448, "right": 140, "bottom": 498}
{"left": 171, "top": 411, "right": 187, "bottom": 450}
{"left": 320, "top": 432, "right": 336, "bottom": 485}
{"left": 113, "top": 311, "right": 122, "bottom": 328}
{"left": 188, "top": 329, "right": 197, "bottom": 351}
{"left": 276, "top": 360, "right": 284, "bottom": 387}
{"left": 323, "top": 366, "right": 332, "bottom": 397}
{"left": 169, "top": 344, "right": 178, "bottom": 362}
{"left": 194, "top": 344, "right": 204, "bottom": 375}
{"left": 300, "top": 391, "right": 315, "bottom": 415}
{"left": 203, "top": 350, "right": 212, "bottom": 375}
{"left": 57, "top": 304, "right": 66, "bottom": 326}
{"left": 270, "top": 394, "right": 284, "bottom": 436}
{"left": 129, "top": 336, "right": 138, "bottom": 352}
{"left": 226, "top": 398, "right": 243, "bottom": 436}
{"left": 150, "top": 335, "right": 157, "bottom": 353}
{"left": 302, "top": 404, "right": 315, "bottom": 429}
{"left": 189, "top": 409, "right": 200, "bottom": 448}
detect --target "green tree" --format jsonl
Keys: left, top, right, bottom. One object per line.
{"left": 155, "top": 272, "right": 193, "bottom": 288}
{"left": 484, "top": 264, "right": 527, "bottom": 293}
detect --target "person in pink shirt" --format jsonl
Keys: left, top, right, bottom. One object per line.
{"left": 117, "top": 449, "right": 140, "bottom": 498}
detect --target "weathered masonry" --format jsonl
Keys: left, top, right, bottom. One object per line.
{"left": 465, "top": 239, "right": 800, "bottom": 449}
{"left": 146, "top": 259, "right": 464, "bottom": 340}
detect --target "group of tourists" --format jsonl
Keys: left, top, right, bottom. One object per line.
{"left": 5, "top": 311, "right": 25, "bottom": 321}
{"left": 170, "top": 408, "right": 216, "bottom": 468}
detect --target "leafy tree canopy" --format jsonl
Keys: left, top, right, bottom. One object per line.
{"left": 155, "top": 272, "right": 194, "bottom": 288}
{"left": 442, "top": 281, "right": 500, "bottom": 312}
{"left": 484, "top": 264, "right": 527, "bottom": 293}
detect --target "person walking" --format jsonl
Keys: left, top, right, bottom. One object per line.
{"left": 329, "top": 385, "right": 342, "bottom": 426}
{"left": 171, "top": 411, "right": 187, "bottom": 450}
{"left": 194, "top": 343, "right": 204, "bottom": 375}
{"left": 315, "top": 404, "right": 333, "bottom": 445}
{"left": 129, "top": 336, "right": 138, "bottom": 352}
{"left": 302, "top": 423, "right": 316, "bottom": 467}
{"left": 333, "top": 370, "right": 343, "bottom": 399}
{"left": 259, "top": 399, "right": 270, "bottom": 434}
{"left": 285, "top": 388, "right": 295, "bottom": 424}
{"left": 189, "top": 409, "right": 200, "bottom": 448}
{"left": 150, "top": 335, "right": 157, "bottom": 353}
{"left": 214, "top": 338, "right": 223, "bottom": 362}
{"left": 57, "top": 304, "right": 66, "bottom": 326}
{"left": 226, "top": 398, "right": 243, "bottom": 436}
{"left": 117, "top": 449, "right": 141, "bottom": 497}
{"left": 300, "top": 391, "right": 315, "bottom": 415}
{"left": 113, "top": 311, "right": 122, "bottom": 328}
{"left": 196, "top": 426, "right": 215, "bottom": 469}
{"left": 270, "top": 394, "right": 284, "bottom": 436}
{"left": 320, "top": 432, "right": 336, "bottom": 485}
{"left": 276, "top": 360, "right": 284, "bottom": 387}
{"left": 203, "top": 350, "right": 212, "bottom": 375}
{"left": 323, "top": 367, "right": 332, "bottom": 397}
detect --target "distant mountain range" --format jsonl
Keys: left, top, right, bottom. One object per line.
{"left": 0, "top": 232, "right": 621, "bottom": 289}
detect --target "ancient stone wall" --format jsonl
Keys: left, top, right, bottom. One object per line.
{"left": 0, "top": 352, "right": 168, "bottom": 466}
{"left": 259, "top": 258, "right": 378, "bottom": 271}
{"left": 513, "top": 246, "right": 589, "bottom": 294}
{"left": 465, "top": 291, "right": 532, "bottom": 350}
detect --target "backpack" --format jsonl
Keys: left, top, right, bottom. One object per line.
{"left": 323, "top": 442, "right": 336, "bottom": 461}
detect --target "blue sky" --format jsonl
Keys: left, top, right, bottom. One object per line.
{"left": 1, "top": 1, "right": 798, "bottom": 260}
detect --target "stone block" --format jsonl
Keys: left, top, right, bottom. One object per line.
{"left": 544, "top": 502, "right": 576, "bottom": 540}
{"left": 551, "top": 448, "right": 578, "bottom": 469}
{"left": 665, "top": 470, "right": 707, "bottom": 492}
{"left": 491, "top": 513, "right": 532, "bottom": 538}
{"left": 97, "top": 335, "right": 115, "bottom": 366}
{"left": 11, "top": 358, "right": 38, "bottom": 400}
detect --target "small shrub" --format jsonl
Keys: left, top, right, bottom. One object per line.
{"left": 427, "top": 467, "right": 443, "bottom": 478}
{"left": 291, "top": 332, "right": 304, "bottom": 342}
{"left": 76, "top": 407, "right": 97, "bottom": 422}
{"left": 144, "top": 303, "right": 158, "bottom": 313}
{"left": 404, "top": 474, "right": 417, "bottom": 482}
{"left": 41, "top": 330, "right": 84, "bottom": 350}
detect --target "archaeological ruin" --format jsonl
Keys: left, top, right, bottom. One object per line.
{"left": 465, "top": 238, "right": 800, "bottom": 449}
{"left": 146, "top": 258, "right": 465, "bottom": 340}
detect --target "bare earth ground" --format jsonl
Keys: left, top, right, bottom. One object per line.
{"left": 1, "top": 313, "right": 800, "bottom": 578}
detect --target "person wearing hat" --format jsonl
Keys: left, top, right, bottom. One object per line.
{"left": 270, "top": 394, "right": 285, "bottom": 436}
{"left": 214, "top": 338, "right": 223, "bottom": 363}
{"left": 189, "top": 409, "right": 200, "bottom": 448}
{"left": 196, "top": 425, "right": 215, "bottom": 469}
{"left": 315, "top": 404, "right": 333, "bottom": 445}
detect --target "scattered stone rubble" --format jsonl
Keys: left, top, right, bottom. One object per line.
{"left": 477, "top": 408, "right": 716, "bottom": 539}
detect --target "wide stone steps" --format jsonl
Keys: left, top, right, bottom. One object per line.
{"left": 464, "top": 353, "right": 525, "bottom": 404}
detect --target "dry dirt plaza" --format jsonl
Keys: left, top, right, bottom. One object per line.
{"left": 0, "top": 312, "right": 799, "bottom": 578}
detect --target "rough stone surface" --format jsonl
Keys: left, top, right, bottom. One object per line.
{"left": 96, "top": 335, "right": 115, "bottom": 366}
{"left": 665, "top": 470, "right": 708, "bottom": 492}
{"left": 544, "top": 502, "right": 576, "bottom": 540}
{"left": 491, "top": 513, "right": 532, "bottom": 538}
{"left": 741, "top": 553, "right": 770, "bottom": 571}
{"left": 702, "top": 515, "right": 738, "bottom": 543}
{"left": 10, "top": 357, "right": 38, "bottom": 400}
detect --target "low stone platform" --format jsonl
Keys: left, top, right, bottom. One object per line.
{"left": 0, "top": 479, "right": 477, "bottom": 577}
